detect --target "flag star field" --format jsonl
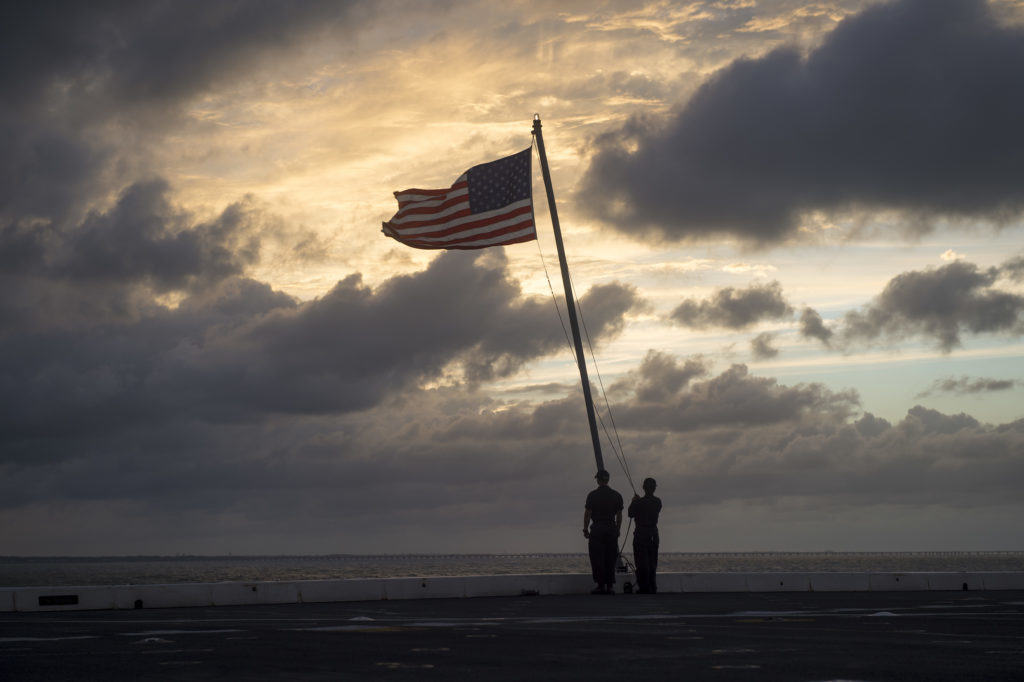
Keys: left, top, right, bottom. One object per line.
{"left": 467, "top": 148, "right": 532, "bottom": 214}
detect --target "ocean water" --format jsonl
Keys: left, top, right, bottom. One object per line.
{"left": 1, "top": 552, "right": 1022, "bottom": 587}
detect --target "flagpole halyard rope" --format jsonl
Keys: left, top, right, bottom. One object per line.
{"left": 537, "top": 231, "right": 633, "bottom": 483}
{"left": 569, "top": 273, "right": 635, "bottom": 492}
{"left": 535, "top": 239, "right": 577, "bottom": 367}
{"left": 536, "top": 238, "right": 630, "bottom": 487}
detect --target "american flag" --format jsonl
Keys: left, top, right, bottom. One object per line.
{"left": 382, "top": 147, "right": 536, "bottom": 249}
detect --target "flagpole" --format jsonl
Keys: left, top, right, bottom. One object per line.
{"left": 532, "top": 114, "right": 605, "bottom": 474}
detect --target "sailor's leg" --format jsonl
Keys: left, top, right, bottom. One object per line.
{"left": 650, "top": 533, "right": 659, "bottom": 593}
{"left": 602, "top": 529, "right": 618, "bottom": 588}
{"left": 633, "top": 537, "right": 649, "bottom": 592}
{"left": 587, "top": 535, "right": 602, "bottom": 585}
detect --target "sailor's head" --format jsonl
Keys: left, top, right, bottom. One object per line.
{"left": 594, "top": 469, "right": 610, "bottom": 484}
{"left": 642, "top": 477, "right": 657, "bottom": 493}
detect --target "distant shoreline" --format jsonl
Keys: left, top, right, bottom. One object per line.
{"left": 4, "top": 552, "right": 1023, "bottom": 588}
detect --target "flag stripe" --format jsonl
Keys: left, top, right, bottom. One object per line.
{"left": 398, "top": 221, "right": 537, "bottom": 250}
{"left": 386, "top": 199, "right": 531, "bottom": 235}
{"left": 395, "top": 179, "right": 468, "bottom": 201}
{"left": 390, "top": 197, "right": 471, "bottom": 224}
{"left": 426, "top": 219, "right": 535, "bottom": 246}
{"left": 426, "top": 230, "right": 537, "bottom": 250}
{"left": 395, "top": 208, "right": 534, "bottom": 243}
{"left": 388, "top": 207, "right": 473, "bottom": 231}
{"left": 382, "top": 148, "right": 535, "bottom": 250}
{"left": 395, "top": 180, "right": 469, "bottom": 207}
{"left": 394, "top": 189, "right": 469, "bottom": 214}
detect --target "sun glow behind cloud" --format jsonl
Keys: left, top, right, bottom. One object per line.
{"left": 153, "top": 1, "right": 876, "bottom": 298}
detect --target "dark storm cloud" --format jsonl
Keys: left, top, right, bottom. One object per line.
{"left": 1, "top": 1, "right": 373, "bottom": 110}
{"left": 662, "top": 405, "right": 1024, "bottom": 508}
{"left": 799, "top": 306, "right": 833, "bottom": 346}
{"left": 0, "top": 247, "right": 640, "bottom": 461}
{"left": 59, "top": 180, "right": 261, "bottom": 290}
{"left": 578, "top": 0, "right": 1024, "bottom": 244}
{"left": 667, "top": 255, "right": 1024, "bottom": 356}
{"left": 462, "top": 280, "right": 639, "bottom": 383}
{"left": 590, "top": 354, "right": 1024, "bottom": 509}
{"left": 750, "top": 332, "right": 779, "bottom": 360}
{"left": 0, "top": 114, "right": 110, "bottom": 229}
{"left": 670, "top": 280, "right": 792, "bottom": 329}
{"left": 218, "top": 252, "right": 639, "bottom": 408}
{"left": 0, "top": 0, "right": 377, "bottom": 228}
{"left": 916, "top": 375, "right": 1020, "bottom": 397}
{"left": 612, "top": 350, "right": 711, "bottom": 404}
{"left": 835, "top": 260, "right": 1024, "bottom": 351}
{"left": 0, "top": 179, "right": 265, "bottom": 334}
{"left": 3, "top": 349, "right": 1022, "bottom": 551}
{"left": 614, "top": 359, "right": 859, "bottom": 432}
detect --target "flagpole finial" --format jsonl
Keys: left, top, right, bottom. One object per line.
{"left": 532, "top": 113, "right": 541, "bottom": 134}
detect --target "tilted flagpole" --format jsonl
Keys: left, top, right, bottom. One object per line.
{"left": 532, "top": 114, "right": 605, "bottom": 474}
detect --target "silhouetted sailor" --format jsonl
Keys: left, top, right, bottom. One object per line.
{"left": 583, "top": 469, "right": 623, "bottom": 594}
{"left": 628, "top": 477, "right": 661, "bottom": 594}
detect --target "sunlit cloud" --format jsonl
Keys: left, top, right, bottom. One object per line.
{"left": 723, "top": 262, "right": 779, "bottom": 274}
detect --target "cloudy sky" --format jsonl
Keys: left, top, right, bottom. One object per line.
{"left": 2, "top": 0, "right": 1023, "bottom": 555}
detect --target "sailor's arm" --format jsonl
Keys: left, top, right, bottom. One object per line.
{"left": 615, "top": 510, "right": 622, "bottom": 536}
{"left": 583, "top": 509, "right": 591, "bottom": 538}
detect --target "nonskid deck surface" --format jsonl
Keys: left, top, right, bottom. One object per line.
{"left": 2, "top": 591, "right": 1023, "bottom": 681}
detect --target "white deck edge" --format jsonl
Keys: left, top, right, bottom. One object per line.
{"left": 2, "top": 571, "right": 1022, "bottom": 612}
